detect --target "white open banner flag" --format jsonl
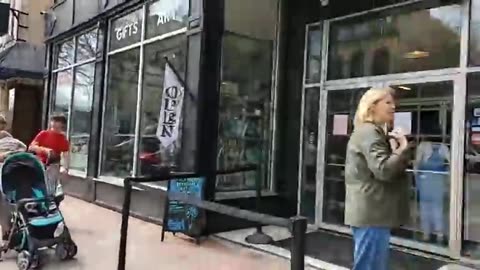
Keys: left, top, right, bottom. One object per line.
{"left": 156, "top": 62, "right": 185, "bottom": 147}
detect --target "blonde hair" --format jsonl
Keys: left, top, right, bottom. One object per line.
{"left": 354, "top": 87, "right": 395, "bottom": 128}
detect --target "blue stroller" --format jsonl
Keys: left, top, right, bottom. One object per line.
{"left": 0, "top": 152, "right": 77, "bottom": 270}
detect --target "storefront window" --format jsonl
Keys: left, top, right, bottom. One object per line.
{"left": 110, "top": 9, "right": 143, "bottom": 51}
{"left": 101, "top": 1, "right": 189, "bottom": 179}
{"left": 139, "top": 36, "right": 187, "bottom": 177}
{"left": 146, "top": 0, "right": 188, "bottom": 39}
{"left": 51, "top": 70, "right": 73, "bottom": 117}
{"left": 323, "top": 82, "right": 453, "bottom": 247}
{"left": 101, "top": 48, "right": 140, "bottom": 178}
{"left": 76, "top": 29, "right": 98, "bottom": 62}
{"left": 50, "top": 29, "right": 98, "bottom": 174}
{"left": 70, "top": 63, "right": 95, "bottom": 173}
{"left": 56, "top": 39, "right": 74, "bottom": 68}
{"left": 328, "top": 4, "right": 461, "bottom": 80}
{"left": 216, "top": 0, "right": 279, "bottom": 191}
{"left": 463, "top": 73, "right": 480, "bottom": 258}
{"left": 469, "top": 0, "right": 480, "bottom": 66}
{"left": 305, "top": 25, "right": 323, "bottom": 84}
{"left": 300, "top": 88, "right": 320, "bottom": 222}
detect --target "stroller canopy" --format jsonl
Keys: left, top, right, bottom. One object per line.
{"left": 0, "top": 152, "right": 46, "bottom": 197}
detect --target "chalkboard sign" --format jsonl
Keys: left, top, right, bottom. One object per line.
{"left": 162, "top": 177, "right": 206, "bottom": 241}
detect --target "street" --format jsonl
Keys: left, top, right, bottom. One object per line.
{"left": 0, "top": 197, "right": 290, "bottom": 270}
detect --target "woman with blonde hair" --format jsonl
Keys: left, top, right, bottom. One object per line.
{"left": 345, "top": 87, "right": 410, "bottom": 270}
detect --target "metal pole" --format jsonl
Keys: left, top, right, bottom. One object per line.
{"left": 290, "top": 216, "right": 307, "bottom": 270}
{"left": 117, "top": 179, "right": 133, "bottom": 270}
{"left": 245, "top": 166, "right": 273, "bottom": 244}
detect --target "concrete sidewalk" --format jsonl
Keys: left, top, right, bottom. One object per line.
{"left": 1, "top": 196, "right": 292, "bottom": 270}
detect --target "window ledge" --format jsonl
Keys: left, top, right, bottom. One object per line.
{"left": 94, "top": 176, "right": 167, "bottom": 192}
{"left": 215, "top": 190, "right": 277, "bottom": 201}
{"left": 67, "top": 169, "right": 86, "bottom": 178}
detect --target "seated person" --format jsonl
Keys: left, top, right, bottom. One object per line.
{"left": 0, "top": 131, "right": 26, "bottom": 252}
{"left": 0, "top": 131, "right": 26, "bottom": 162}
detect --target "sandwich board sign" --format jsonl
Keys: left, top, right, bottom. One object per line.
{"left": 161, "top": 177, "right": 206, "bottom": 243}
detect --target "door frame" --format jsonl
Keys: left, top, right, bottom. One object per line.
{"left": 297, "top": 0, "right": 472, "bottom": 258}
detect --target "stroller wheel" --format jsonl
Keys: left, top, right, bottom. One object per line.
{"left": 67, "top": 242, "right": 77, "bottom": 259}
{"left": 16, "top": 251, "right": 32, "bottom": 270}
{"left": 56, "top": 241, "right": 77, "bottom": 260}
{"left": 30, "top": 255, "right": 40, "bottom": 269}
{"left": 55, "top": 243, "right": 68, "bottom": 260}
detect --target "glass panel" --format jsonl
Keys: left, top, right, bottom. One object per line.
{"left": 139, "top": 36, "right": 187, "bottom": 178}
{"left": 145, "top": 0, "right": 189, "bottom": 40}
{"left": 328, "top": 4, "right": 461, "bottom": 80}
{"left": 300, "top": 88, "right": 319, "bottom": 222}
{"left": 69, "top": 63, "right": 95, "bottom": 173}
{"left": 305, "top": 25, "right": 323, "bottom": 84}
{"left": 469, "top": 0, "right": 480, "bottom": 66}
{"left": 76, "top": 29, "right": 98, "bottom": 62}
{"left": 216, "top": 0, "right": 279, "bottom": 191}
{"left": 56, "top": 39, "right": 74, "bottom": 69}
{"left": 323, "top": 82, "right": 453, "bottom": 247}
{"left": 463, "top": 73, "right": 480, "bottom": 258}
{"left": 323, "top": 88, "right": 365, "bottom": 225}
{"left": 109, "top": 9, "right": 143, "bottom": 51}
{"left": 101, "top": 49, "right": 140, "bottom": 178}
{"left": 51, "top": 70, "right": 73, "bottom": 119}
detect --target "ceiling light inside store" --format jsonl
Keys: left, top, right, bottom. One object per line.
{"left": 404, "top": 50, "right": 430, "bottom": 59}
{"left": 398, "top": 86, "right": 411, "bottom": 91}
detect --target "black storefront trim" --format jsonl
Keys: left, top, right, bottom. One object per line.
{"left": 196, "top": 0, "right": 224, "bottom": 202}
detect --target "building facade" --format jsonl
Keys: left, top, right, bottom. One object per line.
{"left": 43, "top": 0, "right": 480, "bottom": 266}
{"left": 0, "top": 0, "right": 53, "bottom": 143}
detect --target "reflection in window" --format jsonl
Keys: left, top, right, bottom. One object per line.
{"left": 146, "top": 0, "right": 188, "bottom": 39}
{"left": 305, "top": 25, "right": 323, "bottom": 84}
{"left": 300, "top": 88, "right": 319, "bottom": 222}
{"left": 216, "top": 0, "right": 279, "bottom": 191}
{"left": 101, "top": 49, "right": 140, "bottom": 178}
{"left": 139, "top": 36, "right": 187, "bottom": 178}
{"left": 372, "top": 47, "right": 390, "bottom": 76}
{"left": 350, "top": 51, "right": 364, "bottom": 77}
{"left": 57, "top": 40, "right": 74, "bottom": 68}
{"left": 76, "top": 29, "right": 98, "bottom": 62}
{"left": 470, "top": 0, "right": 480, "bottom": 66}
{"left": 51, "top": 70, "right": 73, "bottom": 118}
{"left": 70, "top": 64, "right": 95, "bottom": 172}
{"left": 109, "top": 9, "right": 143, "bottom": 51}
{"left": 328, "top": 4, "right": 461, "bottom": 79}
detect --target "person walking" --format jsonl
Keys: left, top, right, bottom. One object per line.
{"left": 345, "top": 87, "right": 411, "bottom": 270}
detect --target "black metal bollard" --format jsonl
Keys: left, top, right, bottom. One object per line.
{"left": 290, "top": 216, "right": 307, "bottom": 270}
{"left": 245, "top": 166, "right": 273, "bottom": 244}
{"left": 117, "top": 179, "right": 133, "bottom": 270}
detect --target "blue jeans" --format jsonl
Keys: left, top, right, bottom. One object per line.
{"left": 352, "top": 227, "right": 391, "bottom": 270}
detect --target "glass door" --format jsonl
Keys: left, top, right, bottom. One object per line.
{"left": 319, "top": 80, "right": 456, "bottom": 254}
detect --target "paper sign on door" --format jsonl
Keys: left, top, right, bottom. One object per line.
{"left": 394, "top": 112, "right": 412, "bottom": 135}
{"left": 333, "top": 115, "right": 349, "bottom": 135}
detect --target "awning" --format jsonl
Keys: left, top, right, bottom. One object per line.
{"left": 0, "top": 42, "right": 45, "bottom": 81}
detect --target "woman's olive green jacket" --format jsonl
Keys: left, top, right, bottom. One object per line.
{"left": 344, "top": 122, "right": 410, "bottom": 228}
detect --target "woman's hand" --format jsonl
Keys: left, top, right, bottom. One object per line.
{"left": 389, "top": 128, "right": 408, "bottom": 153}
